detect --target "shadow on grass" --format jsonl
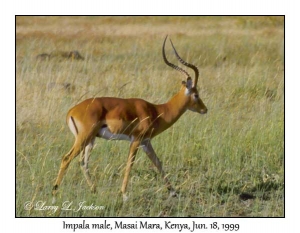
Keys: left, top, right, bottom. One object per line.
{"left": 213, "top": 179, "right": 283, "bottom": 202}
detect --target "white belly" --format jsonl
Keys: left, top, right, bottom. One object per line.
{"left": 98, "top": 127, "right": 132, "bottom": 141}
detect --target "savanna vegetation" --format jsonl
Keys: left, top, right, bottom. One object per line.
{"left": 16, "top": 16, "right": 284, "bottom": 217}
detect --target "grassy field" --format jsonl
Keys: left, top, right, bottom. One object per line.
{"left": 16, "top": 16, "right": 284, "bottom": 217}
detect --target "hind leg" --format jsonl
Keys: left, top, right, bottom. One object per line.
{"left": 79, "top": 138, "right": 96, "bottom": 192}
{"left": 52, "top": 135, "right": 91, "bottom": 203}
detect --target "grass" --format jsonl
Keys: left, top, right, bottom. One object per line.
{"left": 16, "top": 16, "right": 284, "bottom": 217}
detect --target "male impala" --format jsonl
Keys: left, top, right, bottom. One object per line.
{"left": 52, "top": 36, "right": 207, "bottom": 201}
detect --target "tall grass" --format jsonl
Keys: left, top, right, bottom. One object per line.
{"left": 16, "top": 16, "right": 284, "bottom": 217}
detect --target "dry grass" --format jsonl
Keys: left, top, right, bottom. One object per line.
{"left": 16, "top": 16, "right": 284, "bottom": 217}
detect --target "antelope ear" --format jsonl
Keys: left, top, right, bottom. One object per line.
{"left": 184, "top": 77, "right": 193, "bottom": 95}
{"left": 186, "top": 77, "right": 193, "bottom": 89}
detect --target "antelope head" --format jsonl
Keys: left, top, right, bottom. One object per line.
{"left": 162, "top": 36, "right": 207, "bottom": 115}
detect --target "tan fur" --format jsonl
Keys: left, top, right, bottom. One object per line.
{"left": 52, "top": 37, "right": 207, "bottom": 201}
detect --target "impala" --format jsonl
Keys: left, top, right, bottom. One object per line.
{"left": 52, "top": 36, "right": 208, "bottom": 202}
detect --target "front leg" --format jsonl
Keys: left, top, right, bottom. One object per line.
{"left": 141, "top": 140, "right": 177, "bottom": 197}
{"left": 121, "top": 140, "right": 140, "bottom": 201}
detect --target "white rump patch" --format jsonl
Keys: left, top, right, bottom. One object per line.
{"left": 68, "top": 117, "right": 78, "bottom": 136}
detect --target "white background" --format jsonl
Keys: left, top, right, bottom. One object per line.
{"left": 3, "top": 0, "right": 298, "bottom": 232}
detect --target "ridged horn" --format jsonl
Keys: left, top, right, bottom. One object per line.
{"left": 162, "top": 35, "right": 192, "bottom": 81}
{"left": 169, "top": 38, "right": 199, "bottom": 87}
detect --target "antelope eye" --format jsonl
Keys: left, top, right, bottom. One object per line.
{"left": 194, "top": 94, "right": 199, "bottom": 98}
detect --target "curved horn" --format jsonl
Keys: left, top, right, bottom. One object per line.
{"left": 169, "top": 39, "right": 199, "bottom": 87}
{"left": 162, "top": 36, "right": 192, "bottom": 80}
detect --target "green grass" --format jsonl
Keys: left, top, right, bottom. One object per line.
{"left": 16, "top": 16, "right": 284, "bottom": 217}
